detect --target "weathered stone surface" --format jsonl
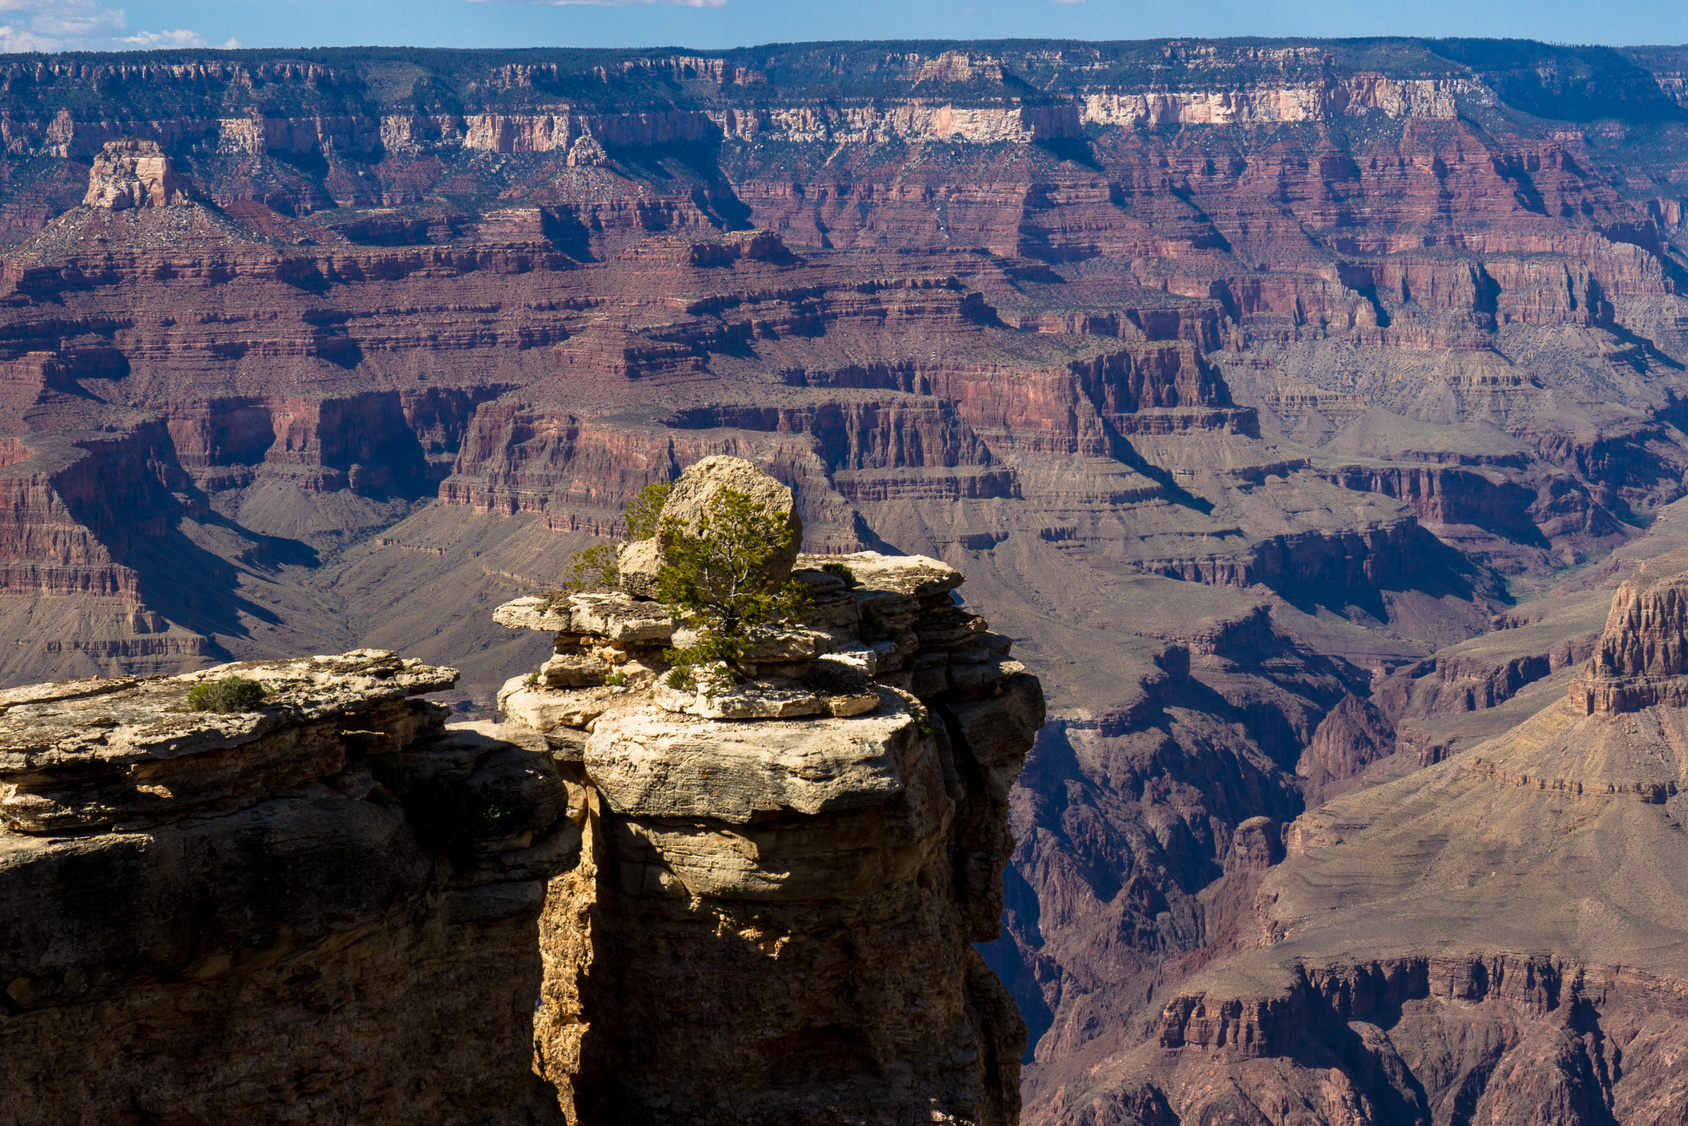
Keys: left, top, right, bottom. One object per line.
{"left": 615, "top": 536, "right": 662, "bottom": 599}
{"left": 82, "top": 138, "right": 187, "bottom": 209}
{"left": 0, "top": 650, "right": 456, "bottom": 832}
{"left": 497, "top": 674, "right": 617, "bottom": 732}
{"left": 492, "top": 593, "right": 575, "bottom": 633}
{"left": 566, "top": 592, "right": 674, "bottom": 643}
{"left": 539, "top": 650, "right": 610, "bottom": 688}
{"left": 586, "top": 700, "right": 916, "bottom": 821}
{"left": 651, "top": 677, "right": 825, "bottom": 719}
{"left": 801, "top": 550, "right": 965, "bottom": 600}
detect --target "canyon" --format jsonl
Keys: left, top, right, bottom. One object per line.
{"left": 0, "top": 36, "right": 1687, "bottom": 1123}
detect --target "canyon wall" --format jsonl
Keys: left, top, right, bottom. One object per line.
{"left": 1040, "top": 553, "right": 1688, "bottom": 1125}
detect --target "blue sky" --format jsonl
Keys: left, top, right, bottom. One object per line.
{"left": 2, "top": 0, "right": 1686, "bottom": 55}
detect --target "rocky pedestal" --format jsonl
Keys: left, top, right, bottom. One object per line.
{"left": 0, "top": 650, "right": 581, "bottom": 1126}
{"left": 496, "top": 544, "right": 1044, "bottom": 1125}
{"left": 82, "top": 138, "right": 188, "bottom": 209}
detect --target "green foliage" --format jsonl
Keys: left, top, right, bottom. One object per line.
{"left": 605, "top": 671, "right": 628, "bottom": 687}
{"left": 186, "top": 675, "right": 269, "bottom": 714}
{"left": 624, "top": 480, "right": 673, "bottom": 541}
{"left": 559, "top": 479, "right": 675, "bottom": 592}
{"left": 821, "top": 561, "right": 859, "bottom": 589}
{"left": 562, "top": 543, "right": 620, "bottom": 591}
{"left": 523, "top": 671, "right": 539, "bottom": 688}
{"left": 657, "top": 487, "right": 809, "bottom": 690}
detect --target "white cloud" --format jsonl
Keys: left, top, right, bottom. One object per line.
{"left": 0, "top": 0, "right": 122, "bottom": 49}
{"left": 0, "top": 1, "right": 224, "bottom": 51}
{"left": 122, "top": 28, "right": 208, "bottom": 48}
{"left": 0, "top": 23, "right": 61, "bottom": 52}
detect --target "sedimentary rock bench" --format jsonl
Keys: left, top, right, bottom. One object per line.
{"left": 0, "top": 649, "right": 582, "bottom": 1126}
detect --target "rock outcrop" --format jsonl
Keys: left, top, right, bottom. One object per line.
{"left": 494, "top": 461, "right": 1043, "bottom": 1125}
{"left": 1571, "top": 559, "right": 1688, "bottom": 713}
{"left": 82, "top": 138, "right": 188, "bottom": 209}
{"left": 0, "top": 650, "right": 580, "bottom": 1125}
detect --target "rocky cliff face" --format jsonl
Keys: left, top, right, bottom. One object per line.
{"left": 1036, "top": 555, "right": 1688, "bottom": 1125}
{"left": 0, "top": 649, "right": 578, "bottom": 1124}
{"left": 1571, "top": 560, "right": 1688, "bottom": 713}
{"left": 82, "top": 138, "right": 188, "bottom": 210}
{"left": 0, "top": 473, "right": 1043, "bottom": 1124}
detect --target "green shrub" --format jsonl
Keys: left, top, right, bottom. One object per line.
{"left": 805, "top": 664, "right": 845, "bottom": 693}
{"left": 562, "top": 542, "right": 619, "bottom": 591}
{"left": 623, "top": 479, "right": 673, "bottom": 540}
{"left": 821, "top": 561, "right": 859, "bottom": 589}
{"left": 658, "top": 487, "right": 810, "bottom": 693}
{"left": 559, "top": 479, "right": 675, "bottom": 591}
{"left": 186, "top": 675, "right": 269, "bottom": 714}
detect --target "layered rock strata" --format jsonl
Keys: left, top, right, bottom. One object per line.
{"left": 0, "top": 649, "right": 580, "bottom": 1124}
{"left": 493, "top": 465, "right": 1043, "bottom": 1125}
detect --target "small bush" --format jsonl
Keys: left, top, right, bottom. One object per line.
{"left": 821, "top": 561, "right": 859, "bottom": 589}
{"left": 805, "top": 664, "right": 845, "bottom": 693}
{"left": 605, "top": 671, "right": 627, "bottom": 687}
{"left": 623, "top": 480, "right": 673, "bottom": 540}
{"left": 187, "top": 675, "right": 269, "bottom": 714}
{"left": 562, "top": 542, "right": 620, "bottom": 591}
{"left": 665, "top": 666, "right": 697, "bottom": 692}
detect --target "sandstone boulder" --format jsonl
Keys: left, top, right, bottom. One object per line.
{"left": 614, "top": 535, "right": 661, "bottom": 598}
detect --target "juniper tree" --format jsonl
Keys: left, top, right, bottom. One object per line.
{"left": 658, "top": 487, "right": 809, "bottom": 690}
